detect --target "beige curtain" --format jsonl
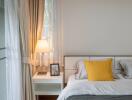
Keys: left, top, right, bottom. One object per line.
{"left": 29, "top": 0, "right": 45, "bottom": 55}
{"left": 19, "top": 0, "right": 45, "bottom": 100}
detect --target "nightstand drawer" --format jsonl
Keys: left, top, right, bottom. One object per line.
{"left": 33, "top": 78, "right": 63, "bottom": 83}
{"left": 34, "top": 83, "right": 62, "bottom": 95}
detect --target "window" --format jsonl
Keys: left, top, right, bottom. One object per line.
{"left": 42, "top": 0, "right": 54, "bottom": 39}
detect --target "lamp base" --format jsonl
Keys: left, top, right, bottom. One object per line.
{"left": 37, "top": 65, "right": 48, "bottom": 75}
{"left": 37, "top": 71, "right": 47, "bottom": 75}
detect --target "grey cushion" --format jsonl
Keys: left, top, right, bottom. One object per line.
{"left": 120, "top": 60, "right": 132, "bottom": 78}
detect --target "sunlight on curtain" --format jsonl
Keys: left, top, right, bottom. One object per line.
{"left": 42, "top": 0, "right": 63, "bottom": 67}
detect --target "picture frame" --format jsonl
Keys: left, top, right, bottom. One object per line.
{"left": 50, "top": 63, "right": 60, "bottom": 76}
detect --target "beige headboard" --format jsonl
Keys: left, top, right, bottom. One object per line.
{"left": 64, "top": 55, "right": 132, "bottom": 83}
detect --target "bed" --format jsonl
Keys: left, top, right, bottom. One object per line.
{"left": 57, "top": 55, "right": 132, "bottom": 100}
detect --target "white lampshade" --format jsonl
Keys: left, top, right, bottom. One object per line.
{"left": 35, "top": 39, "right": 50, "bottom": 53}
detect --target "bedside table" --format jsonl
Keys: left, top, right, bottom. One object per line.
{"left": 32, "top": 72, "right": 63, "bottom": 99}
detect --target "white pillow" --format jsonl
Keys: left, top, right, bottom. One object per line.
{"left": 120, "top": 60, "right": 132, "bottom": 79}
{"left": 75, "top": 60, "right": 87, "bottom": 79}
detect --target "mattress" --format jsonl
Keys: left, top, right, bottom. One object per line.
{"left": 66, "top": 95, "right": 132, "bottom": 100}
{"left": 57, "top": 75, "right": 132, "bottom": 100}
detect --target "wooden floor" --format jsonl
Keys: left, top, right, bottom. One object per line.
{"left": 39, "top": 95, "right": 58, "bottom": 100}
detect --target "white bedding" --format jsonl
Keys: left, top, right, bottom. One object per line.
{"left": 57, "top": 75, "right": 132, "bottom": 100}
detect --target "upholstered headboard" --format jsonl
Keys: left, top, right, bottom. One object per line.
{"left": 64, "top": 55, "right": 132, "bottom": 83}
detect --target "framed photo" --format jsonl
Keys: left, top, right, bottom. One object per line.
{"left": 50, "top": 63, "right": 60, "bottom": 76}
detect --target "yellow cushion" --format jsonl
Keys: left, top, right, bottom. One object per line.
{"left": 84, "top": 59, "right": 113, "bottom": 81}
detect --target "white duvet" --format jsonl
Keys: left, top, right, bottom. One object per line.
{"left": 57, "top": 75, "right": 132, "bottom": 100}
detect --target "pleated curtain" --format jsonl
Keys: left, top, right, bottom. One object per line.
{"left": 19, "top": 0, "right": 45, "bottom": 100}
{"left": 5, "top": 0, "right": 22, "bottom": 100}
{"left": 29, "top": 0, "right": 45, "bottom": 55}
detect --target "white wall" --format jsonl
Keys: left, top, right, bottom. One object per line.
{"left": 62, "top": 0, "right": 132, "bottom": 55}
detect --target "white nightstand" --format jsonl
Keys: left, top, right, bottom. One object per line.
{"left": 32, "top": 72, "right": 63, "bottom": 99}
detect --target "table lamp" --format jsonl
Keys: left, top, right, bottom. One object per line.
{"left": 35, "top": 39, "right": 51, "bottom": 75}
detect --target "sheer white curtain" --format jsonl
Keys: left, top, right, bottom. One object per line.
{"left": 43, "top": 0, "right": 63, "bottom": 66}
{"left": 5, "top": 0, "right": 22, "bottom": 100}
{"left": 5, "top": 0, "right": 45, "bottom": 100}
